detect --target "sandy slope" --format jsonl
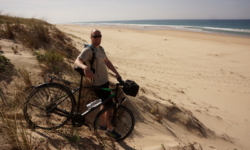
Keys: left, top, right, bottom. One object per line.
{"left": 55, "top": 24, "right": 250, "bottom": 150}
{"left": 0, "top": 39, "right": 42, "bottom": 82}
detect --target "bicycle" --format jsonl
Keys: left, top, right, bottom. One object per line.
{"left": 23, "top": 67, "right": 136, "bottom": 141}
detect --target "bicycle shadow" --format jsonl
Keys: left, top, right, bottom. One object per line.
{"left": 34, "top": 130, "right": 104, "bottom": 150}
{"left": 118, "top": 141, "right": 137, "bottom": 150}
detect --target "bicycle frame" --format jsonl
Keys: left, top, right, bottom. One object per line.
{"left": 44, "top": 74, "right": 123, "bottom": 119}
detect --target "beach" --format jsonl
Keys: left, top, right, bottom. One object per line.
{"left": 54, "top": 24, "right": 250, "bottom": 149}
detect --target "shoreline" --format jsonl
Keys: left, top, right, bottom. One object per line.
{"left": 69, "top": 22, "right": 250, "bottom": 39}
{"left": 60, "top": 24, "right": 250, "bottom": 46}
{"left": 145, "top": 28, "right": 250, "bottom": 45}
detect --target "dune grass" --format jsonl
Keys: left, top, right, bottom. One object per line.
{"left": 0, "top": 12, "right": 78, "bottom": 59}
{"left": 1, "top": 13, "right": 82, "bottom": 77}
{"left": 0, "top": 68, "right": 38, "bottom": 149}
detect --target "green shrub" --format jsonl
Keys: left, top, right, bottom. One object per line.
{"left": 33, "top": 49, "right": 68, "bottom": 74}
{"left": 0, "top": 55, "right": 14, "bottom": 74}
{"left": 35, "top": 49, "right": 63, "bottom": 65}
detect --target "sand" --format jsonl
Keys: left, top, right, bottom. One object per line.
{"left": 1, "top": 24, "right": 250, "bottom": 149}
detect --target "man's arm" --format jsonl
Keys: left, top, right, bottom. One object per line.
{"left": 105, "top": 57, "right": 121, "bottom": 79}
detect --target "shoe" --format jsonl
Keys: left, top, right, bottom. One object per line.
{"left": 99, "top": 125, "right": 107, "bottom": 130}
{"left": 105, "top": 130, "right": 122, "bottom": 139}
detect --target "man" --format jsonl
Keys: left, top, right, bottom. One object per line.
{"left": 74, "top": 29, "right": 122, "bottom": 139}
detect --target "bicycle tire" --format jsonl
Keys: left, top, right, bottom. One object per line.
{"left": 23, "top": 83, "right": 75, "bottom": 130}
{"left": 93, "top": 105, "right": 135, "bottom": 142}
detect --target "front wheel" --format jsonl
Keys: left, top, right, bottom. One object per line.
{"left": 23, "top": 83, "right": 75, "bottom": 130}
{"left": 93, "top": 105, "right": 135, "bottom": 142}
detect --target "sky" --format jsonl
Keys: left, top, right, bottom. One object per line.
{"left": 1, "top": 0, "right": 250, "bottom": 24}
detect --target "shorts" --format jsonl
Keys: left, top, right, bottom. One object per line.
{"left": 93, "top": 81, "right": 113, "bottom": 107}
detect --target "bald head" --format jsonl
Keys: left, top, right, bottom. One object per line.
{"left": 90, "top": 29, "right": 102, "bottom": 47}
{"left": 91, "top": 29, "right": 101, "bottom": 36}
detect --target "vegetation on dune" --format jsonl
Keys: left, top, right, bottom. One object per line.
{"left": 0, "top": 54, "right": 15, "bottom": 82}
{"left": 0, "top": 13, "right": 80, "bottom": 75}
{"left": 0, "top": 54, "right": 14, "bottom": 74}
{"left": 0, "top": 13, "right": 77, "bottom": 56}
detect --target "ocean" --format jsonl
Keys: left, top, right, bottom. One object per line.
{"left": 75, "top": 19, "right": 250, "bottom": 38}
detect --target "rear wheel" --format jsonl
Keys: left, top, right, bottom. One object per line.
{"left": 93, "top": 105, "right": 135, "bottom": 142}
{"left": 23, "top": 83, "right": 75, "bottom": 130}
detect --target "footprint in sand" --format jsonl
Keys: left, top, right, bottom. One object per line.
{"left": 209, "top": 146, "right": 216, "bottom": 149}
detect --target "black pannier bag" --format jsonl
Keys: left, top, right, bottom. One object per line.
{"left": 122, "top": 80, "right": 139, "bottom": 97}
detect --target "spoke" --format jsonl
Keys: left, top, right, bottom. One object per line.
{"left": 29, "top": 103, "right": 45, "bottom": 111}
{"left": 53, "top": 108, "right": 70, "bottom": 117}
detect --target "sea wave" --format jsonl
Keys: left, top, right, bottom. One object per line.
{"left": 163, "top": 25, "right": 250, "bottom": 34}
{"left": 203, "top": 27, "right": 250, "bottom": 33}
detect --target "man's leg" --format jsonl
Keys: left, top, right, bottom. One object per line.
{"left": 100, "top": 105, "right": 107, "bottom": 128}
{"left": 106, "top": 109, "right": 114, "bottom": 130}
{"left": 93, "top": 82, "right": 111, "bottom": 129}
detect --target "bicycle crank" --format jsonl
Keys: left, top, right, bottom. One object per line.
{"left": 71, "top": 114, "right": 91, "bottom": 130}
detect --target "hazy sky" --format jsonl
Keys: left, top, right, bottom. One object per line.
{"left": 1, "top": 0, "right": 250, "bottom": 23}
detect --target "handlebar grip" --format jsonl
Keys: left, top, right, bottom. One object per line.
{"left": 117, "top": 78, "right": 124, "bottom": 84}
{"left": 74, "top": 66, "right": 85, "bottom": 76}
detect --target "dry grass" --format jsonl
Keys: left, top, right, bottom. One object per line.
{"left": 18, "top": 68, "right": 33, "bottom": 91}
{"left": 0, "top": 111, "right": 35, "bottom": 150}
{"left": 0, "top": 69, "right": 37, "bottom": 149}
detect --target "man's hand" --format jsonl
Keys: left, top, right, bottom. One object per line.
{"left": 116, "top": 74, "right": 122, "bottom": 80}
{"left": 84, "top": 67, "right": 94, "bottom": 79}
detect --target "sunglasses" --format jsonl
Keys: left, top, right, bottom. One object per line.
{"left": 92, "top": 35, "right": 102, "bottom": 38}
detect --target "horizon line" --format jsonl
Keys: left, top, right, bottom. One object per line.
{"left": 70, "top": 18, "right": 250, "bottom": 23}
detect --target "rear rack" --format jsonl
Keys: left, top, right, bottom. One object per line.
{"left": 47, "top": 75, "right": 74, "bottom": 85}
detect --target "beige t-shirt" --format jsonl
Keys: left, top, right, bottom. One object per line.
{"left": 78, "top": 46, "right": 108, "bottom": 86}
